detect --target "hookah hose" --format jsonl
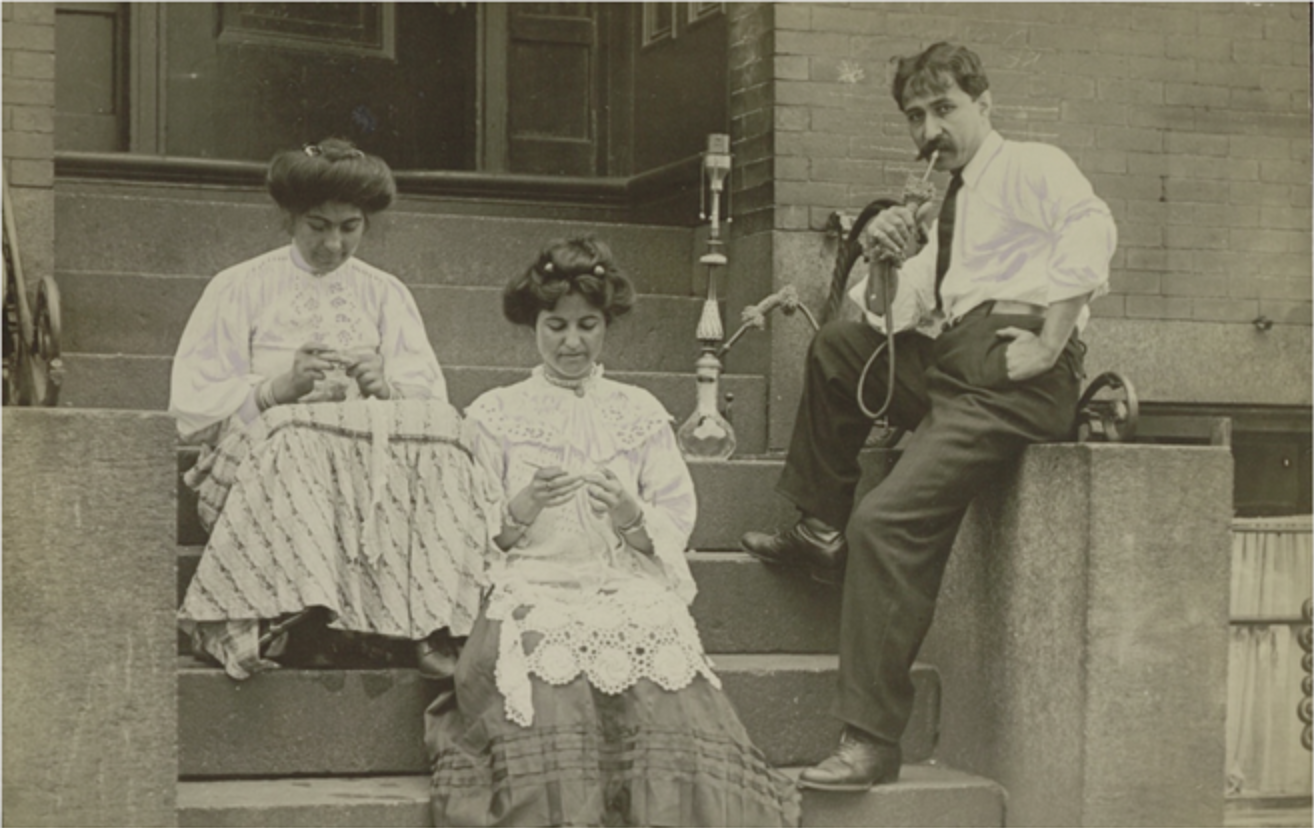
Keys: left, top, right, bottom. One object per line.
{"left": 851, "top": 146, "right": 941, "bottom": 422}
{"left": 856, "top": 256, "right": 898, "bottom": 421}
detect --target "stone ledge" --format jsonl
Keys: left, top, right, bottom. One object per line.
{"left": 177, "top": 656, "right": 940, "bottom": 777}
{"left": 177, "top": 764, "right": 1004, "bottom": 828}
{"left": 920, "top": 442, "right": 1233, "bottom": 827}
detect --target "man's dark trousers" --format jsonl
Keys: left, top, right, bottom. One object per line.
{"left": 777, "top": 307, "right": 1084, "bottom": 744}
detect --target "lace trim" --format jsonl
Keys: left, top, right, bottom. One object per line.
{"left": 488, "top": 580, "right": 720, "bottom": 727}
{"left": 466, "top": 369, "right": 672, "bottom": 460}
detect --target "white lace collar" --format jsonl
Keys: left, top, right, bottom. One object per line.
{"left": 467, "top": 367, "right": 672, "bottom": 460}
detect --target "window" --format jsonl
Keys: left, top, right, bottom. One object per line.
{"left": 688, "top": 2, "right": 723, "bottom": 26}
{"left": 642, "top": 3, "right": 674, "bottom": 46}
{"left": 218, "top": 3, "right": 396, "bottom": 59}
{"left": 642, "top": 1, "right": 721, "bottom": 47}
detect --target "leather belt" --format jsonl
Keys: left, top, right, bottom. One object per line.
{"left": 945, "top": 300, "right": 1046, "bottom": 330}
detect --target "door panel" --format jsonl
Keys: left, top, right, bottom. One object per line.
{"left": 160, "top": 3, "right": 476, "bottom": 170}
{"left": 55, "top": 2, "right": 128, "bottom": 152}
{"left": 505, "top": 3, "right": 598, "bottom": 176}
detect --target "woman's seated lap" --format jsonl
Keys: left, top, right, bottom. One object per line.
{"left": 172, "top": 139, "right": 477, "bottom": 681}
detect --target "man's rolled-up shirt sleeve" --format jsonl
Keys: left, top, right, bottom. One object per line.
{"left": 1027, "top": 146, "right": 1118, "bottom": 305}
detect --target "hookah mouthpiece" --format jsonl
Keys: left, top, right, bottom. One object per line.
{"left": 917, "top": 135, "right": 947, "bottom": 161}
{"left": 901, "top": 148, "right": 939, "bottom": 209}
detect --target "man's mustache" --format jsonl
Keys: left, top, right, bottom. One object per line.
{"left": 917, "top": 137, "right": 951, "bottom": 160}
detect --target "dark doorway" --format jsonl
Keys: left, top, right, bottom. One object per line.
{"left": 158, "top": 2, "right": 477, "bottom": 169}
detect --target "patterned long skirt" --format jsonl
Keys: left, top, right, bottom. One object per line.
{"left": 425, "top": 610, "right": 803, "bottom": 827}
{"left": 178, "top": 399, "right": 490, "bottom": 679}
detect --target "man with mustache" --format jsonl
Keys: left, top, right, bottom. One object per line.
{"left": 741, "top": 42, "right": 1117, "bottom": 790}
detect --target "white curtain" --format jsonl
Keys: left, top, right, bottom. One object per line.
{"left": 1226, "top": 516, "right": 1312, "bottom": 797}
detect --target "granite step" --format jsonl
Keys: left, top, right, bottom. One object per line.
{"left": 55, "top": 182, "right": 701, "bottom": 294}
{"left": 177, "top": 656, "right": 941, "bottom": 777}
{"left": 174, "top": 453, "right": 897, "bottom": 550}
{"left": 64, "top": 356, "right": 767, "bottom": 456}
{"left": 175, "top": 452, "right": 791, "bottom": 551}
{"left": 57, "top": 271, "right": 717, "bottom": 371}
{"left": 177, "top": 765, "right": 1004, "bottom": 828}
{"left": 176, "top": 549, "right": 843, "bottom": 656}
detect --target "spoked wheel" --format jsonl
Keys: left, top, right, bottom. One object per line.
{"left": 1075, "top": 371, "right": 1140, "bottom": 443}
{"left": 29, "top": 274, "right": 63, "bottom": 406}
{"left": 2, "top": 220, "right": 24, "bottom": 406}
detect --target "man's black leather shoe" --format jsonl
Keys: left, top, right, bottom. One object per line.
{"left": 798, "top": 727, "right": 901, "bottom": 791}
{"left": 740, "top": 522, "right": 846, "bottom": 585}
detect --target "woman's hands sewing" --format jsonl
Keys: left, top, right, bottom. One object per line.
{"left": 266, "top": 344, "right": 392, "bottom": 406}
{"left": 584, "top": 468, "right": 642, "bottom": 528}
{"left": 501, "top": 466, "right": 652, "bottom": 554}
{"left": 506, "top": 466, "right": 587, "bottom": 529}
{"left": 267, "top": 342, "right": 339, "bottom": 404}
{"left": 344, "top": 351, "right": 390, "bottom": 399}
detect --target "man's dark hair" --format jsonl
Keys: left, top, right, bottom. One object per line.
{"left": 891, "top": 42, "right": 990, "bottom": 111}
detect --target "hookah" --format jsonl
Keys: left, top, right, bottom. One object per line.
{"left": 676, "top": 134, "right": 738, "bottom": 461}
{"left": 687, "top": 142, "right": 943, "bottom": 458}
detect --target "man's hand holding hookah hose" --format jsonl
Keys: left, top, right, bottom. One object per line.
{"left": 855, "top": 145, "right": 942, "bottom": 421}
{"left": 860, "top": 146, "right": 942, "bottom": 312}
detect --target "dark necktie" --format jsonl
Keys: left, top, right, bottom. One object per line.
{"left": 935, "top": 170, "right": 964, "bottom": 311}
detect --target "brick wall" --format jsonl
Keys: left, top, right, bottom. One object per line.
{"left": 728, "top": 3, "right": 776, "bottom": 238}
{"left": 748, "top": 2, "right": 1312, "bottom": 329}
{"left": 2, "top": 1, "right": 56, "bottom": 292}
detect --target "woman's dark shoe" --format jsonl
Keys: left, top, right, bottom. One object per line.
{"left": 740, "top": 522, "right": 847, "bottom": 585}
{"left": 798, "top": 726, "right": 901, "bottom": 791}
{"left": 416, "top": 630, "right": 462, "bottom": 681}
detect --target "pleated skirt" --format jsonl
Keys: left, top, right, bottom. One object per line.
{"left": 426, "top": 609, "right": 803, "bottom": 827}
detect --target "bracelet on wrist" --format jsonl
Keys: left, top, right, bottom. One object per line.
{"left": 503, "top": 501, "right": 532, "bottom": 534}
{"left": 615, "top": 509, "right": 645, "bottom": 535}
{"left": 256, "top": 379, "right": 278, "bottom": 411}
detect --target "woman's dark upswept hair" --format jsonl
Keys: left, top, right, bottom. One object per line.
{"left": 266, "top": 138, "right": 396, "bottom": 216}
{"left": 503, "top": 236, "right": 635, "bottom": 327}
{"left": 891, "top": 42, "right": 990, "bottom": 110}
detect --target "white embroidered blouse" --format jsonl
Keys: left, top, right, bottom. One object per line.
{"left": 169, "top": 245, "right": 446, "bottom": 442}
{"left": 463, "top": 366, "right": 716, "bottom": 727}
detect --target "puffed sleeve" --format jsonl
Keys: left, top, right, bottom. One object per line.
{"left": 375, "top": 276, "right": 447, "bottom": 402}
{"left": 630, "top": 419, "right": 699, "bottom": 605}
{"left": 169, "top": 267, "right": 262, "bottom": 440}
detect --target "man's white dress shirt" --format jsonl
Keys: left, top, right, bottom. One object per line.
{"left": 849, "top": 130, "right": 1117, "bottom": 337}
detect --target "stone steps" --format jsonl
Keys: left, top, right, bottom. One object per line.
{"left": 176, "top": 451, "right": 792, "bottom": 550}
{"left": 177, "top": 765, "right": 1005, "bottom": 828}
{"left": 51, "top": 179, "right": 1012, "bottom": 827}
{"left": 63, "top": 355, "right": 768, "bottom": 455}
{"left": 177, "top": 656, "right": 940, "bottom": 777}
{"left": 55, "top": 182, "right": 702, "bottom": 294}
{"left": 177, "top": 549, "right": 841, "bottom": 656}
{"left": 57, "top": 271, "right": 716, "bottom": 371}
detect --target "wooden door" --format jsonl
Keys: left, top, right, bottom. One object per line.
{"left": 493, "top": 3, "right": 601, "bottom": 176}
{"left": 54, "top": 2, "right": 129, "bottom": 152}
{"left": 158, "top": 3, "right": 477, "bottom": 169}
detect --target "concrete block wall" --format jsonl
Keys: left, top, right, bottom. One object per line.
{"left": 3, "top": 409, "right": 179, "bottom": 827}
{"left": 920, "top": 443, "right": 1234, "bottom": 826}
{"left": 725, "top": 2, "right": 1312, "bottom": 449}
{"left": 2, "top": 1, "right": 56, "bottom": 293}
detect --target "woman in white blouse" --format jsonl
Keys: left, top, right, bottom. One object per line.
{"left": 424, "top": 237, "right": 800, "bottom": 827}
{"left": 171, "top": 139, "right": 485, "bottom": 681}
